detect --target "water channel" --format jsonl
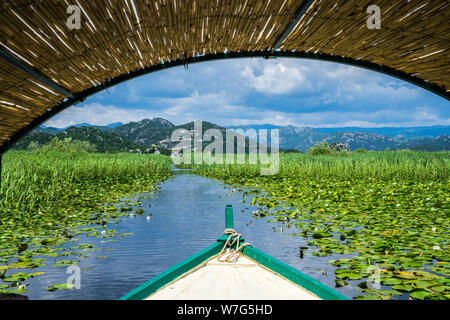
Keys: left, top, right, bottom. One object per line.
{"left": 22, "top": 171, "right": 386, "bottom": 299}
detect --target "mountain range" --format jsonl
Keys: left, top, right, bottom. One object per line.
{"left": 227, "top": 124, "right": 450, "bottom": 138}
{"left": 12, "top": 119, "right": 450, "bottom": 153}
{"left": 227, "top": 124, "right": 450, "bottom": 151}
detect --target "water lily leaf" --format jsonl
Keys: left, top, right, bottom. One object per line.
{"left": 70, "top": 244, "right": 93, "bottom": 250}
{"left": 335, "top": 272, "right": 362, "bottom": 280}
{"left": 393, "top": 271, "right": 416, "bottom": 279}
{"left": 429, "top": 285, "right": 446, "bottom": 293}
{"left": 335, "top": 280, "right": 348, "bottom": 288}
{"left": 46, "top": 283, "right": 75, "bottom": 292}
{"left": 410, "top": 279, "right": 440, "bottom": 289}
{"left": 3, "top": 273, "right": 30, "bottom": 282}
{"left": 434, "top": 255, "right": 450, "bottom": 262}
{"left": 381, "top": 278, "right": 403, "bottom": 285}
{"left": 312, "top": 232, "right": 332, "bottom": 239}
{"left": 410, "top": 290, "right": 431, "bottom": 300}
{"left": 354, "top": 294, "right": 384, "bottom": 300}
{"left": 379, "top": 290, "right": 402, "bottom": 296}
{"left": 17, "top": 243, "right": 28, "bottom": 253}
{"left": 392, "top": 284, "right": 414, "bottom": 292}
{"left": 52, "top": 260, "right": 79, "bottom": 267}
{"left": 3, "top": 271, "right": 44, "bottom": 283}
{"left": 10, "top": 258, "right": 46, "bottom": 269}
{"left": 120, "top": 207, "right": 133, "bottom": 212}
{"left": 0, "top": 287, "right": 27, "bottom": 294}
{"left": 40, "top": 238, "right": 57, "bottom": 246}
{"left": 413, "top": 270, "right": 440, "bottom": 280}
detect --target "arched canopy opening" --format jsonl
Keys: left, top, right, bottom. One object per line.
{"left": 0, "top": 0, "right": 449, "bottom": 155}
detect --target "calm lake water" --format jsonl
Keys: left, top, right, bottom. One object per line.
{"left": 19, "top": 171, "right": 399, "bottom": 300}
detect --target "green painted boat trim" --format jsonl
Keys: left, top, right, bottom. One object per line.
{"left": 225, "top": 204, "right": 234, "bottom": 229}
{"left": 120, "top": 205, "right": 349, "bottom": 300}
{"left": 241, "top": 246, "right": 349, "bottom": 300}
{"left": 119, "top": 241, "right": 223, "bottom": 300}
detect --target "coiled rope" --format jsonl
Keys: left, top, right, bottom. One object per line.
{"left": 217, "top": 228, "right": 252, "bottom": 263}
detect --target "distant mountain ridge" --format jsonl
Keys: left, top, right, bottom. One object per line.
{"left": 227, "top": 124, "right": 450, "bottom": 139}
{"left": 15, "top": 119, "right": 449, "bottom": 152}
{"left": 228, "top": 124, "right": 449, "bottom": 151}
{"left": 112, "top": 118, "right": 174, "bottom": 146}
{"left": 40, "top": 122, "right": 124, "bottom": 134}
{"left": 14, "top": 126, "right": 146, "bottom": 153}
{"left": 316, "top": 125, "right": 450, "bottom": 139}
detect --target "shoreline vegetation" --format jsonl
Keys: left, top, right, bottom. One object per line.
{"left": 0, "top": 139, "right": 172, "bottom": 295}
{"left": 0, "top": 137, "right": 449, "bottom": 299}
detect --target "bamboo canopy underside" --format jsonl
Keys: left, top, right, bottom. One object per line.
{"left": 0, "top": 0, "right": 449, "bottom": 151}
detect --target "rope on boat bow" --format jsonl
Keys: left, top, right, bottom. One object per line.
{"left": 217, "top": 228, "right": 252, "bottom": 263}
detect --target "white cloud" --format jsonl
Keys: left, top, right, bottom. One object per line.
{"left": 44, "top": 99, "right": 449, "bottom": 129}
{"left": 44, "top": 103, "right": 156, "bottom": 128}
{"left": 240, "top": 61, "right": 314, "bottom": 95}
{"left": 43, "top": 58, "right": 448, "bottom": 129}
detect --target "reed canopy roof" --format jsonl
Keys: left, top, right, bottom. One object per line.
{"left": 0, "top": 0, "right": 449, "bottom": 153}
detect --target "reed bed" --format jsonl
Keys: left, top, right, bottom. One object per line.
{"left": 0, "top": 150, "right": 172, "bottom": 229}
{"left": 192, "top": 151, "right": 449, "bottom": 181}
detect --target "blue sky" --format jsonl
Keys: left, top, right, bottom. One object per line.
{"left": 45, "top": 58, "right": 449, "bottom": 128}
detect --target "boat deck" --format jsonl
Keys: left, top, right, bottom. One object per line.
{"left": 146, "top": 252, "right": 321, "bottom": 300}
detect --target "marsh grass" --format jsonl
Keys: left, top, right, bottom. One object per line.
{"left": 0, "top": 149, "right": 173, "bottom": 294}
{"left": 0, "top": 150, "right": 172, "bottom": 230}
{"left": 192, "top": 151, "right": 449, "bottom": 181}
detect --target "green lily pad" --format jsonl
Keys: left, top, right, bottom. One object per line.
{"left": 10, "top": 258, "right": 46, "bottom": 269}
{"left": 335, "top": 280, "right": 348, "bottom": 288}
{"left": 2, "top": 271, "right": 44, "bottom": 282}
{"left": 392, "top": 284, "right": 414, "bottom": 292}
{"left": 312, "top": 232, "right": 332, "bottom": 239}
{"left": 52, "top": 260, "right": 79, "bottom": 267}
{"left": 410, "top": 290, "right": 431, "bottom": 300}
{"left": 335, "top": 272, "right": 363, "bottom": 280}
{"left": 3, "top": 273, "right": 30, "bottom": 282}
{"left": 429, "top": 285, "right": 447, "bottom": 293}
{"left": 354, "top": 294, "right": 384, "bottom": 300}
{"left": 0, "top": 286, "right": 27, "bottom": 294}
{"left": 380, "top": 278, "right": 403, "bottom": 285}
{"left": 46, "top": 283, "right": 75, "bottom": 292}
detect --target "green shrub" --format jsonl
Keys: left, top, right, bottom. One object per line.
{"left": 37, "top": 137, "right": 97, "bottom": 154}
{"left": 307, "top": 141, "right": 335, "bottom": 155}
{"left": 355, "top": 148, "right": 367, "bottom": 153}
{"left": 27, "top": 141, "right": 40, "bottom": 151}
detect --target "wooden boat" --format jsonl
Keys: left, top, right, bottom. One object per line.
{"left": 120, "top": 205, "right": 348, "bottom": 300}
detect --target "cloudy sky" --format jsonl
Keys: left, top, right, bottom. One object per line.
{"left": 44, "top": 58, "right": 449, "bottom": 128}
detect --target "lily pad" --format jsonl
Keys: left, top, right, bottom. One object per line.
{"left": 46, "top": 283, "right": 75, "bottom": 292}
{"left": 354, "top": 294, "right": 384, "bottom": 300}
{"left": 410, "top": 290, "right": 431, "bottom": 300}
{"left": 392, "top": 284, "right": 414, "bottom": 292}
{"left": 52, "top": 260, "right": 79, "bottom": 267}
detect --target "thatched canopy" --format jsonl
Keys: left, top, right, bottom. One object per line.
{"left": 0, "top": 0, "right": 449, "bottom": 153}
